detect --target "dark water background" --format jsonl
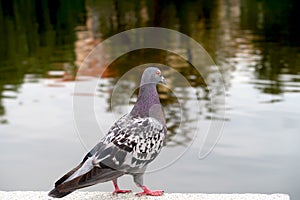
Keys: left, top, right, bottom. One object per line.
{"left": 0, "top": 0, "right": 299, "bottom": 199}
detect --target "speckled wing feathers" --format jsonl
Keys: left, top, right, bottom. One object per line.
{"left": 98, "top": 114, "right": 166, "bottom": 171}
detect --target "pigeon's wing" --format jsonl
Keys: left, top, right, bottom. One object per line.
{"left": 100, "top": 114, "right": 167, "bottom": 172}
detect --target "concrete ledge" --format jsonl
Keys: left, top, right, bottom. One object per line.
{"left": 0, "top": 191, "right": 290, "bottom": 200}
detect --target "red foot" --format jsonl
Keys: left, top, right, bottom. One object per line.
{"left": 136, "top": 186, "right": 164, "bottom": 196}
{"left": 112, "top": 179, "right": 132, "bottom": 195}
{"left": 113, "top": 189, "right": 132, "bottom": 195}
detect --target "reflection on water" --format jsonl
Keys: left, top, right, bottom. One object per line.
{"left": 0, "top": 0, "right": 300, "bottom": 198}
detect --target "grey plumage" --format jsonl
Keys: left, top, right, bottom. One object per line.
{"left": 49, "top": 67, "right": 167, "bottom": 198}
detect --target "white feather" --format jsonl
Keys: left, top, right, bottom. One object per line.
{"left": 63, "top": 155, "right": 96, "bottom": 183}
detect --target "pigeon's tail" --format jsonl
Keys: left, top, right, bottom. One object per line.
{"left": 48, "top": 161, "right": 83, "bottom": 198}
{"left": 48, "top": 158, "right": 125, "bottom": 198}
{"left": 48, "top": 188, "right": 73, "bottom": 198}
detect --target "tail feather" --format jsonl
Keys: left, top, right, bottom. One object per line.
{"left": 56, "top": 167, "right": 124, "bottom": 192}
{"left": 54, "top": 153, "right": 92, "bottom": 187}
{"left": 54, "top": 163, "right": 84, "bottom": 188}
{"left": 49, "top": 164, "right": 124, "bottom": 198}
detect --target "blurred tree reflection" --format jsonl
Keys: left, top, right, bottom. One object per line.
{"left": 0, "top": 0, "right": 86, "bottom": 118}
{"left": 240, "top": 0, "right": 299, "bottom": 94}
{"left": 0, "top": 0, "right": 299, "bottom": 121}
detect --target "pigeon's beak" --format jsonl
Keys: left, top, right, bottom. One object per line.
{"left": 160, "top": 76, "right": 167, "bottom": 85}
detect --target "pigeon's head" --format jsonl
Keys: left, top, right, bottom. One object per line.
{"left": 141, "top": 67, "right": 167, "bottom": 86}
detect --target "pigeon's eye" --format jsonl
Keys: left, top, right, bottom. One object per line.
{"left": 156, "top": 70, "right": 161, "bottom": 76}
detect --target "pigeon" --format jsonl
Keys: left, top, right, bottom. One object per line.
{"left": 49, "top": 67, "right": 167, "bottom": 198}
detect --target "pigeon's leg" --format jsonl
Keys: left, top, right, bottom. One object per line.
{"left": 112, "top": 179, "right": 132, "bottom": 195}
{"left": 133, "top": 173, "right": 164, "bottom": 196}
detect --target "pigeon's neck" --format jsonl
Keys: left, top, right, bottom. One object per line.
{"left": 130, "top": 83, "right": 165, "bottom": 124}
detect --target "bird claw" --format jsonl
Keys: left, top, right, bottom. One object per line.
{"left": 136, "top": 189, "right": 164, "bottom": 196}
{"left": 112, "top": 189, "right": 132, "bottom": 195}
